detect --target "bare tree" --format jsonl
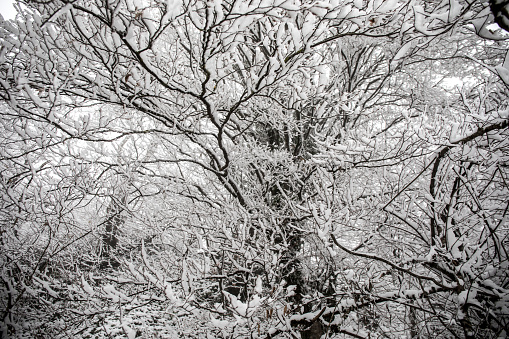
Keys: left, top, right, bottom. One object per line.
{"left": 0, "top": 0, "right": 507, "bottom": 338}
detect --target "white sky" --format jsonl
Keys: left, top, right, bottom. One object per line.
{"left": 0, "top": 0, "right": 16, "bottom": 20}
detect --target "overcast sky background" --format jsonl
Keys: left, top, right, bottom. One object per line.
{"left": 0, "top": 0, "right": 16, "bottom": 20}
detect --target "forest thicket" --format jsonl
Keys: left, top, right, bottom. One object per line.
{"left": 1, "top": 0, "right": 508, "bottom": 338}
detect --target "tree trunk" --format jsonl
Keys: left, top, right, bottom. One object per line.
{"left": 101, "top": 195, "right": 127, "bottom": 268}
{"left": 408, "top": 303, "right": 418, "bottom": 338}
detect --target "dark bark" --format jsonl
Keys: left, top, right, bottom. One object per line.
{"left": 101, "top": 195, "right": 127, "bottom": 267}
{"left": 490, "top": 0, "right": 509, "bottom": 32}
